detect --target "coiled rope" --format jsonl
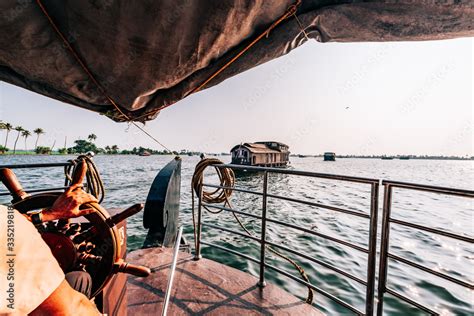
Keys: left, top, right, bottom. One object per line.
{"left": 64, "top": 154, "right": 105, "bottom": 204}
{"left": 191, "top": 158, "right": 314, "bottom": 304}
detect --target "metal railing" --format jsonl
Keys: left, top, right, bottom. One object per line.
{"left": 0, "top": 161, "right": 74, "bottom": 197}
{"left": 194, "top": 164, "right": 474, "bottom": 315}
{"left": 194, "top": 164, "right": 380, "bottom": 315}
{"left": 376, "top": 180, "right": 474, "bottom": 315}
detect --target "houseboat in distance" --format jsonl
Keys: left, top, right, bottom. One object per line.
{"left": 324, "top": 152, "right": 336, "bottom": 161}
{"left": 139, "top": 151, "right": 151, "bottom": 156}
{"left": 231, "top": 142, "right": 289, "bottom": 167}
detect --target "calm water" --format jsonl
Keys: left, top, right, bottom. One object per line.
{"left": 0, "top": 155, "right": 472, "bottom": 315}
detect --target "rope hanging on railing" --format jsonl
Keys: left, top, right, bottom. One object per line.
{"left": 64, "top": 154, "right": 105, "bottom": 204}
{"left": 191, "top": 158, "right": 314, "bottom": 304}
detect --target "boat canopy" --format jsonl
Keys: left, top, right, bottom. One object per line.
{"left": 1, "top": 1, "right": 472, "bottom": 122}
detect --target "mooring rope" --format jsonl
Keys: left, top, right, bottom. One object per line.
{"left": 36, "top": 0, "right": 304, "bottom": 129}
{"left": 64, "top": 154, "right": 105, "bottom": 204}
{"left": 35, "top": 0, "right": 173, "bottom": 153}
{"left": 132, "top": 0, "right": 303, "bottom": 121}
{"left": 191, "top": 158, "right": 314, "bottom": 304}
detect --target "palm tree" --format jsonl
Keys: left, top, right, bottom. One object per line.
{"left": 111, "top": 145, "right": 119, "bottom": 154}
{"left": 13, "top": 126, "right": 23, "bottom": 154}
{"left": 3, "top": 123, "right": 12, "bottom": 148}
{"left": 22, "top": 130, "right": 31, "bottom": 152}
{"left": 33, "top": 128, "right": 44, "bottom": 149}
{"left": 0, "top": 122, "right": 5, "bottom": 142}
{"left": 87, "top": 134, "right": 97, "bottom": 142}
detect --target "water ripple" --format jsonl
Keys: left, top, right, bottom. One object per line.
{"left": 1, "top": 155, "right": 472, "bottom": 315}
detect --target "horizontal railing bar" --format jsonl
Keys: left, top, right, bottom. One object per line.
{"left": 383, "top": 180, "right": 474, "bottom": 198}
{"left": 204, "top": 184, "right": 370, "bottom": 219}
{"left": 0, "top": 162, "right": 73, "bottom": 169}
{"left": 390, "top": 218, "right": 474, "bottom": 243}
{"left": 201, "top": 241, "right": 260, "bottom": 264}
{"left": 202, "top": 203, "right": 262, "bottom": 220}
{"left": 265, "top": 240, "right": 367, "bottom": 285}
{"left": 216, "top": 164, "right": 379, "bottom": 184}
{"left": 385, "top": 287, "right": 438, "bottom": 315}
{"left": 266, "top": 217, "right": 369, "bottom": 253}
{"left": 203, "top": 185, "right": 370, "bottom": 219}
{"left": 266, "top": 193, "right": 370, "bottom": 219}
{"left": 203, "top": 183, "right": 263, "bottom": 196}
{"left": 0, "top": 186, "right": 68, "bottom": 196}
{"left": 388, "top": 253, "right": 473, "bottom": 289}
{"left": 202, "top": 223, "right": 261, "bottom": 242}
{"left": 265, "top": 263, "right": 364, "bottom": 315}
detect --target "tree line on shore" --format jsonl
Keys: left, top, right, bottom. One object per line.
{"left": 4, "top": 121, "right": 469, "bottom": 159}
{"left": 0, "top": 121, "right": 45, "bottom": 154}
{"left": 66, "top": 135, "right": 181, "bottom": 156}
{"left": 0, "top": 121, "right": 201, "bottom": 156}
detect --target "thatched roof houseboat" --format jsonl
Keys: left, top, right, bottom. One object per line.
{"left": 231, "top": 142, "right": 289, "bottom": 167}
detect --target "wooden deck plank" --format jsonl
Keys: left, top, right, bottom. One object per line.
{"left": 127, "top": 247, "right": 323, "bottom": 315}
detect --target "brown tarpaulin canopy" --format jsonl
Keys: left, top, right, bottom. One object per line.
{"left": 0, "top": 1, "right": 472, "bottom": 122}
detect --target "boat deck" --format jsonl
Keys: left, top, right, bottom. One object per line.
{"left": 127, "top": 247, "right": 323, "bottom": 315}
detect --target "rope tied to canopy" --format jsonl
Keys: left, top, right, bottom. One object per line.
{"left": 35, "top": 0, "right": 306, "bottom": 125}
{"left": 35, "top": 0, "right": 173, "bottom": 153}
{"left": 134, "top": 0, "right": 305, "bottom": 121}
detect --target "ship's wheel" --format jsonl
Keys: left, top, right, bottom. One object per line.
{"left": 0, "top": 163, "right": 150, "bottom": 298}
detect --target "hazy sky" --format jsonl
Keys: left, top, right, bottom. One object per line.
{"left": 0, "top": 38, "right": 472, "bottom": 156}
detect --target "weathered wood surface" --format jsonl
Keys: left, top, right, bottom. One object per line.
{"left": 127, "top": 247, "right": 323, "bottom": 315}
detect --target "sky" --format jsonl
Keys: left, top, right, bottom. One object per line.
{"left": 0, "top": 38, "right": 472, "bottom": 156}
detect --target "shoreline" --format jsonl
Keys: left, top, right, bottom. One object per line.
{"left": 0, "top": 153, "right": 472, "bottom": 161}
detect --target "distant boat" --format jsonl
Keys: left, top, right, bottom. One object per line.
{"left": 399, "top": 156, "right": 410, "bottom": 160}
{"left": 324, "top": 152, "right": 336, "bottom": 161}
{"left": 139, "top": 151, "right": 151, "bottom": 156}
{"left": 381, "top": 156, "right": 394, "bottom": 160}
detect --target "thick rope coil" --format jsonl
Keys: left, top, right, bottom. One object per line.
{"left": 191, "top": 158, "right": 314, "bottom": 304}
{"left": 64, "top": 154, "right": 105, "bottom": 204}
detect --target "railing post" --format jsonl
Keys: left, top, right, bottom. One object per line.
{"left": 377, "top": 184, "right": 393, "bottom": 315}
{"left": 258, "top": 171, "right": 268, "bottom": 288}
{"left": 194, "top": 184, "right": 203, "bottom": 260}
{"left": 366, "top": 182, "right": 379, "bottom": 316}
